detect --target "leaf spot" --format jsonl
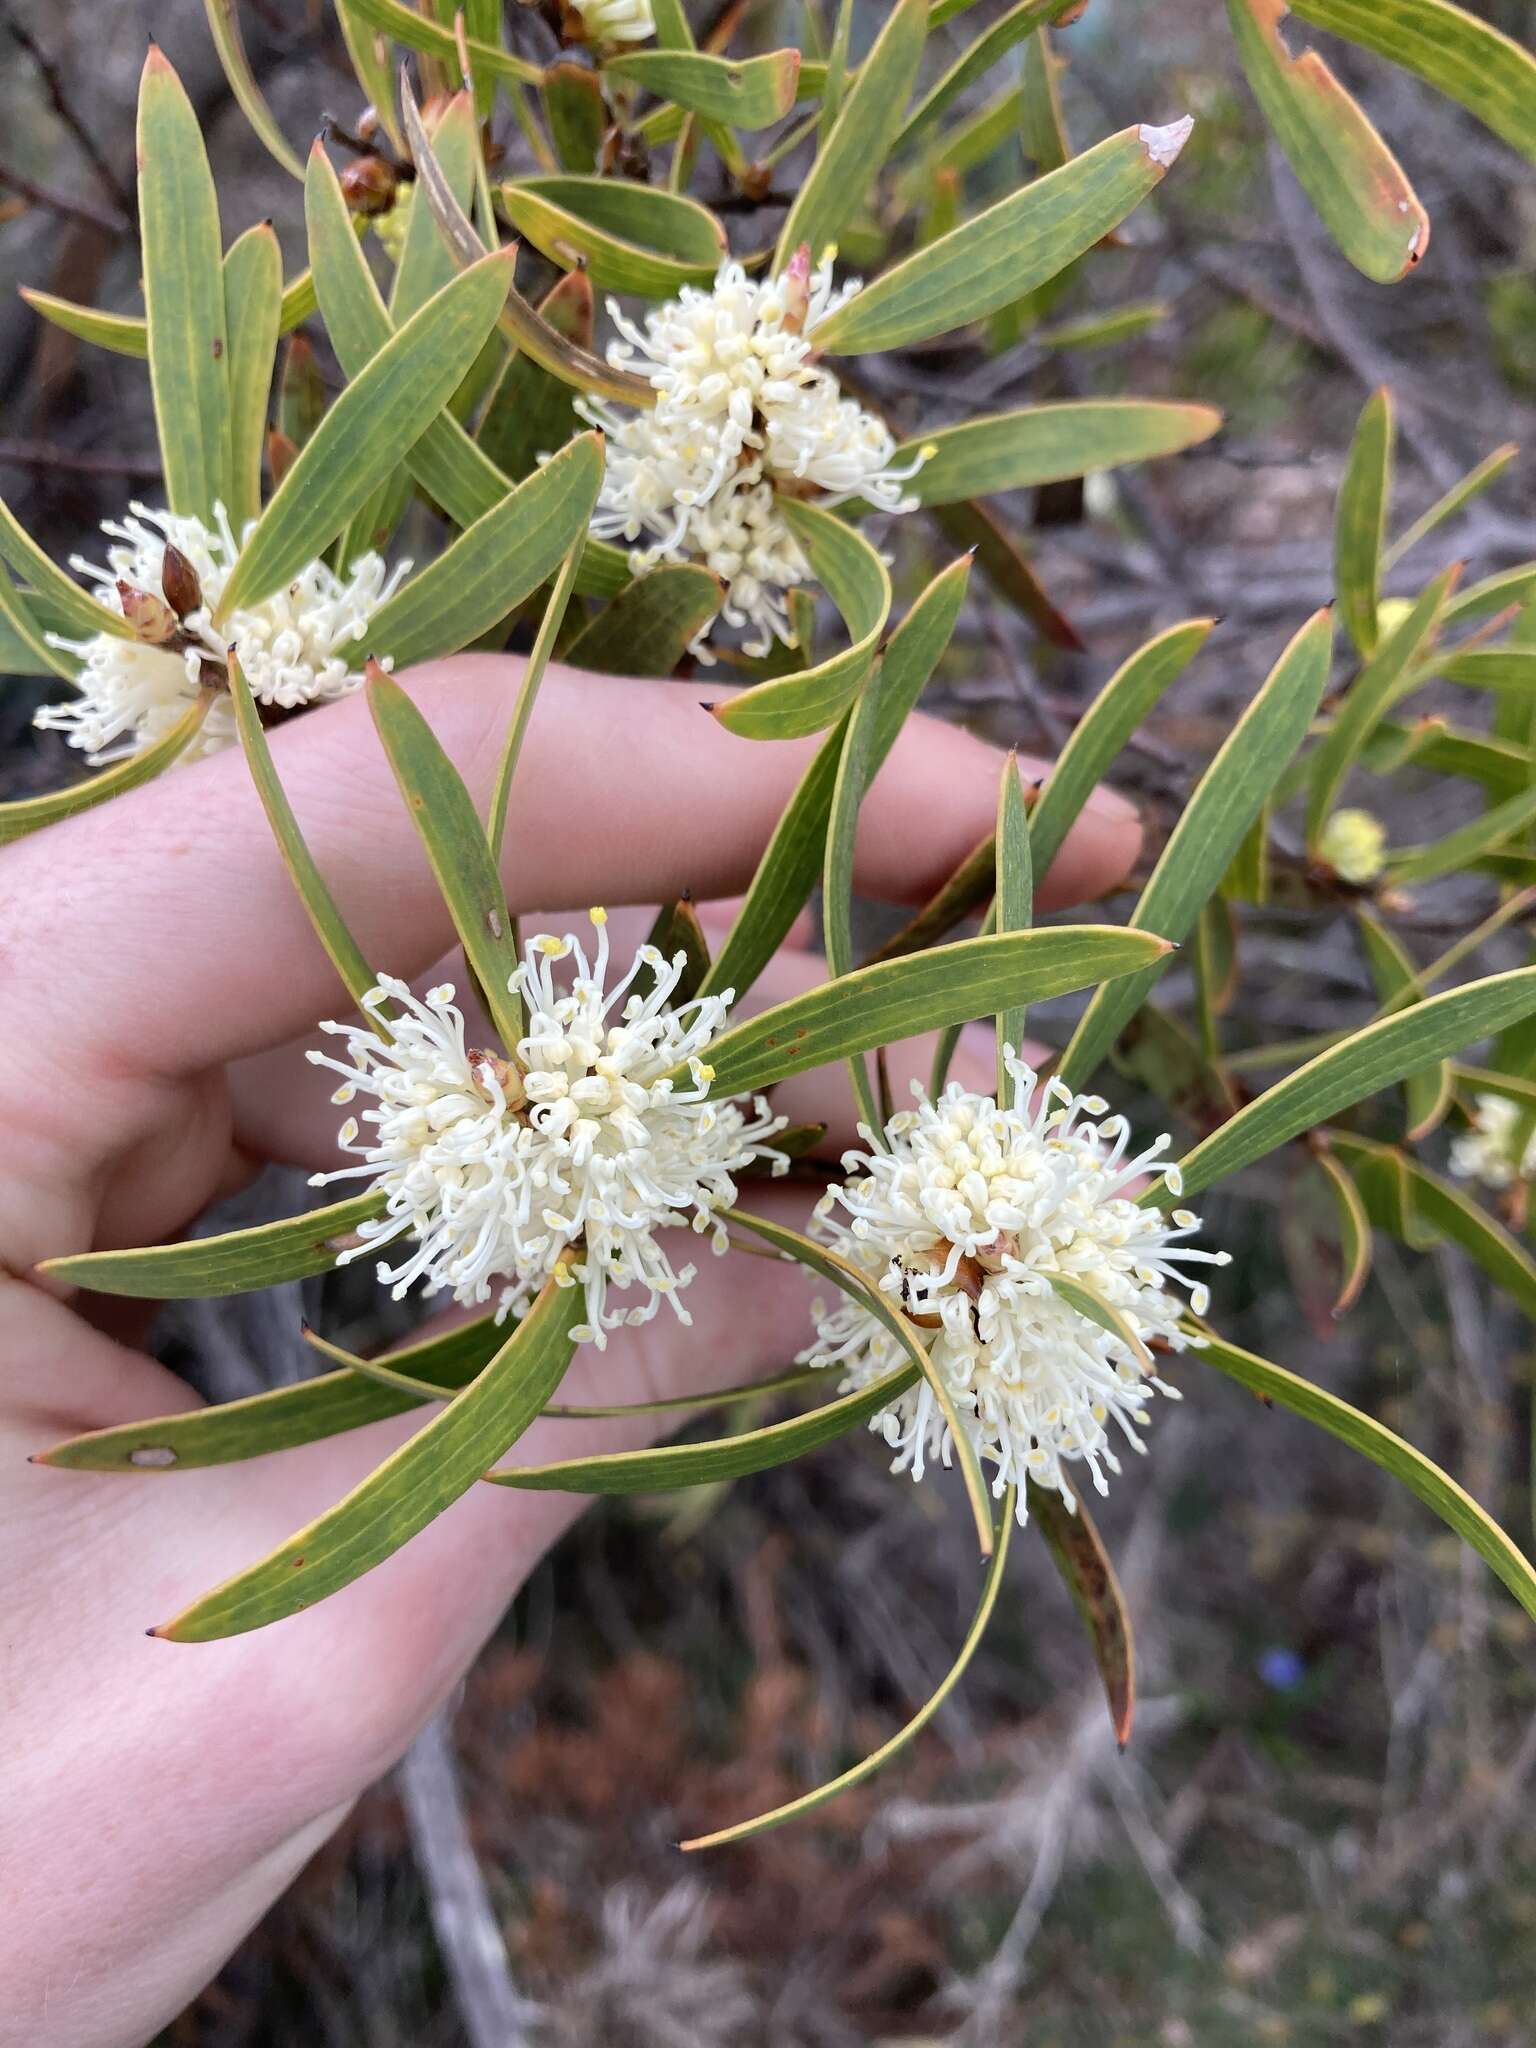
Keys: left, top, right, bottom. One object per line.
{"left": 129, "top": 1445, "right": 177, "bottom": 1468}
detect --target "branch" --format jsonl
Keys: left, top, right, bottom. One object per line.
{"left": 1, "top": 7, "right": 135, "bottom": 222}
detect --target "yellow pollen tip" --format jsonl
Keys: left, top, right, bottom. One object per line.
{"left": 819, "top": 242, "right": 838, "bottom": 265}
{"left": 696, "top": 1063, "right": 715, "bottom": 1083}
{"left": 537, "top": 935, "right": 564, "bottom": 955}
{"left": 589, "top": 906, "right": 608, "bottom": 926}
{"left": 919, "top": 442, "right": 940, "bottom": 459}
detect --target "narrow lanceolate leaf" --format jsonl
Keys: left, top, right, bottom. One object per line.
{"left": 1225, "top": 0, "right": 1427, "bottom": 282}
{"left": 367, "top": 672, "right": 524, "bottom": 1050}
{"left": 203, "top": 0, "right": 305, "bottom": 177}
{"left": 1168, "top": 969, "right": 1536, "bottom": 1201}
{"left": 0, "top": 564, "right": 75, "bottom": 681}
{"left": 1287, "top": 0, "right": 1536, "bottom": 169}
{"left": 218, "top": 245, "right": 514, "bottom": 617}
{"left": 156, "top": 1279, "right": 581, "bottom": 1642}
{"left": 344, "top": 0, "right": 542, "bottom": 85}
{"left": 1385, "top": 444, "right": 1519, "bottom": 572}
{"left": 1436, "top": 649, "right": 1536, "bottom": 693}
{"left": 367, "top": 435, "right": 603, "bottom": 670}
{"left": 724, "top": 1206, "right": 996, "bottom": 1559}
{"left": 823, "top": 657, "right": 890, "bottom": 1133}
{"left": 336, "top": 0, "right": 400, "bottom": 147}
{"left": 1390, "top": 787, "right": 1536, "bottom": 885}
{"left": 699, "top": 556, "right": 970, "bottom": 1003}
{"left": 1061, "top": 610, "right": 1333, "bottom": 1088}
{"left": 221, "top": 223, "right": 283, "bottom": 530}
{"left": 21, "top": 270, "right": 318, "bottom": 360}
{"left": 400, "top": 78, "right": 656, "bottom": 409}
{"left": 695, "top": 927, "right": 1171, "bottom": 1100}
{"left": 0, "top": 692, "right": 214, "bottom": 844}
{"left": 488, "top": 1358, "right": 917, "bottom": 1494}
{"left": 39, "top": 1316, "right": 506, "bottom": 1471}
{"left": 1355, "top": 908, "right": 1451, "bottom": 1140}
{"left": 0, "top": 497, "right": 128, "bottom": 643}
{"left": 1444, "top": 564, "right": 1536, "bottom": 631}
{"left": 1333, "top": 1130, "right": 1536, "bottom": 1323}
{"left": 684, "top": 1493, "right": 1014, "bottom": 1851}
{"left": 897, "top": 0, "right": 1081, "bottom": 156}
{"left": 479, "top": 271, "right": 592, "bottom": 483}
{"left": 564, "top": 564, "right": 723, "bottom": 677}
{"left": 1196, "top": 1325, "right": 1536, "bottom": 1626}
{"left": 774, "top": 0, "right": 926, "bottom": 272}
{"left": 228, "top": 659, "right": 377, "bottom": 1012}
{"left": 815, "top": 121, "right": 1192, "bottom": 355}
{"left": 896, "top": 401, "right": 1222, "bottom": 507}
{"left": 1304, "top": 564, "right": 1458, "bottom": 848}
{"left": 711, "top": 503, "right": 890, "bottom": 739}
{"left": 137, "top": 47, "right": 227, "bottom": 524}
{"left": 1311, "top": 1142, "right": 1373, "bottom": 1316}
{"left": 1335, "top": 389, "right": 1394, "bottom": 658}
{"left": 41, "top": 1189, "right": 387, "bottom": 1297}
{"left": 605, "top": 48, "right": 801, "bottom": 128}
{"left": 498, "top": 176, "right": 726, "bottom": 296}
{"left": 1029, "top": 1481, "right": 1135, "bottom": 1746}
{"left": 994, "top": 755, "right": 1033, "bottom": 1086}
{"left": 1030, "top": 619, "right": 1213, "bottom": 877}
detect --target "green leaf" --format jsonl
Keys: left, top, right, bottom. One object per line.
{"left": 1435, "top": 648, "right": 1536, "bottom": 692}
{"left": 368, "top": 434, "right": 602, "bottom": 670}
{"left": 1029, "top": 1481, "right": 1135, "bottom": 1746}
{"left": 710, "top": 502, "right": 890, "bottom": 739}
{"left": 823, "top": 657, "right": 890, "bottom": 1132}
{"left": 1336, "top": 1130, "right": 1536, "bottom": 1323}
{"left": 1335, "top": 388, "right": 1394, "bottom": 658}
{"left": 564, "top": 564, "right": 724, "bottom": 677}
{"left": 896, "top": 0, "right": 1082, "bottom": 157}
{"left": 994, "top": 754, "right": 1033, "bottom": 1085}
{"left": 0, "top": 563, "right": 75, "bottom": 682}
{"left": 1384, "top": 443, "right": 1519, "bottom": 572}
{"left": 1196, "top": 1322, "right": 1536, "bottom": 1626}
{"left": 543, "top": 61, "right": 606, "bottom": 172}
{"left": 0, "top": 497, "right": 128, "bottom": 644}
{"left": 0, "top": 690, "right": 214, "bottom": 844}
{"left": 221, "top": 223, "right": 283, "bottom": 530}
{"left": 680, "top": 1491, "right": 1015, "bottom": 1850}
{"left": 1287, "top": 0, "right": 1536, "bottom": 168}
{"left": 499, "top": 176, "right": 726, "bottom": 296}
{"left": 1030, "top": 618, "right": 1213, "bottom": 876}
{"left": 343, "top": 0, "right": 542, "bottom": 86}
{"left": 478, "top": 272, "right": 592, "bottom": 483}
{"left": 156, "top": 1278, "right": 580, "bottom": 1641}
{"left": 1170, "top": 968, "right": 1536, "bottom": 1201}
{"left": 1354, "top": 908, "right": 1452, "bottom": 1140}
{"left": 392, "top": 96, "right": 482, "bottom": 319}
{"left": 605, "top": 48, "right": 801, "bottom": 128}
{"left": 932, "top": 497, "right": 1082, "bottom": 649}
{"left": 367, "top": 671, "right": 524, "bottom": 1049}
{"left": 488, "top": 540, "right": 584, "bottom": 861}
{"left": 203, "top": 0, "right": 305, "bottom": 178}
{"left": 21, "top": 269, "right": 317, "bottom": 360}
{"left": 774, "top": 0, "right": 926, "bottom": 272}
{"left": 696, "top": 926, "right": 1172, "bottom": 1099}
{"left": 1225, "top": 0, "right": 1427, "bottom": 282}
{"left": 41, "top": 1189, "right": 387, "bottom": 1298}
{"left": 218, "top": 243, "right": 515, "bottom": 617}
{"left": 1304, "top": 563, "right": 1458, "bottom": 847}
{"left": 895, "top": 400, "right": 1222, "bottom": 507}
{"left": 400, "top": 77, "right": 657, "bottom": 410}
{"left": 137, "top": 47, "right": 227, "bottom": 524}
{"left": 1363, "top": 719, "right": 1529, "bottom": 798}
{"left": 1444, "top": 564, "right": 1536, "bottom": 631}
{"left": 814, "top": 121, "right": 1191, "bottom": 355}
{"left": 1311, "top": 1141, "right": 1373, "bottom": 1315}
{"left": 1388, "top": 787, "right": 1536, "bottom": 884}
{"left": 228, "top": 658, "right": 377, "bottom": 1012}
{"left": 699, "top": 556, "right": 970, "bottom": 1002}
{"left": 1060, "top": 609, "right": 1333, "bottom": 1088}
{"left": 39, "top": 1316, "right": 505, "bottom": 1471}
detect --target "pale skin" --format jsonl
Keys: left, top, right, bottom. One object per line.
{"left": 0, "top": 654, "right": 1140, "bottom": 2048}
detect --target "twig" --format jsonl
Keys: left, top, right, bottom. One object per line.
{"left": 0, "top": 9, "right": 135, "bottom": 221}
{"left": 0, "top": 162, "right": 124, "bottom": 236}
{"left": 397, "top": 1709, "right": 537, "bottom": 2048}
{"left": 0, "top": 440, "right": 160, "bottom": 479}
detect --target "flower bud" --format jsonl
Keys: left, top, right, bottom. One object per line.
{"left": 159, "top": 543, "right": 203, "bottom": 619}
{"left": 1318, "top": 807, "right": 1387, "bottom": 886}
{"left": 340, "top": 154, "right": 399, "bottom": 217}
{"left": 781, "top": 242, "right": 813, "bottom": 335}
{"left": 116, "top": 580, "right": 178, "bottom": 644}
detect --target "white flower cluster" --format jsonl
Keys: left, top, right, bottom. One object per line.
{"left": 307, "top": 912, "right": 787, "bottom": 1345}
{"left": 578, "top": 254, "right": 926, "bottom": 656}
{"left": 570, "top": 0, "right": 653, "bottom": 42}
{"left": 37, "top": 503, "right": 407, "bottom": 765}
{"left": 1450, "top": 1092, "right": 1536, "bottom": 1193}
{"left": 802, "top": 1054, "right": 1230, "bottom": 1523}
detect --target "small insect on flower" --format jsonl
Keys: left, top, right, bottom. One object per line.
{"left": 802, "top": 1051, "right": 1231, "bottom": 1524}
{"left": 306, "top": 911, "right": 788, "bottom": 1345}
{"left": 36, "top": 504, "right": 409, "bottom": 765}
{"left": 577, "top": 250, "right": 928, "bottom": 657}
{"left": 1450, "top": 1093, "right": 1536, "bottom": 1193}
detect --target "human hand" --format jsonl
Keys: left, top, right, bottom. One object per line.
{"left": 0, "top": 654, "right": 1139, "bottom": 2048}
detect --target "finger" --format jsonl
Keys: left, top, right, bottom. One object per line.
{"left": 3, "top": 655, "right": 1140, "bottom": 1082}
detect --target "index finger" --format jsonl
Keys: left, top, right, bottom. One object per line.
{"left": 2, "top": 654, "right": 1140, "bottom": 1076}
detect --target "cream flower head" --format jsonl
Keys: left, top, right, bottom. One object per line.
{"left": 1318, "top": 807, "right": 1388, "bottom": 886}
{"left": 37, "top": 503, "right": 408, "bottom": 764}
{"left": 1449, "top": 1092, "right": 1536, "bottom": 1193}
{"left": 802, "top": 1053, "right": 1230, "bottom": 1522}
{"left": 577, "top": 252, "right": 926, "bottom": 656}
{"left": 307, "top": 912, "right": 787, "bottom": 1345}
{"left": 570, "top": 0, "right": 654, "bottom": 42}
